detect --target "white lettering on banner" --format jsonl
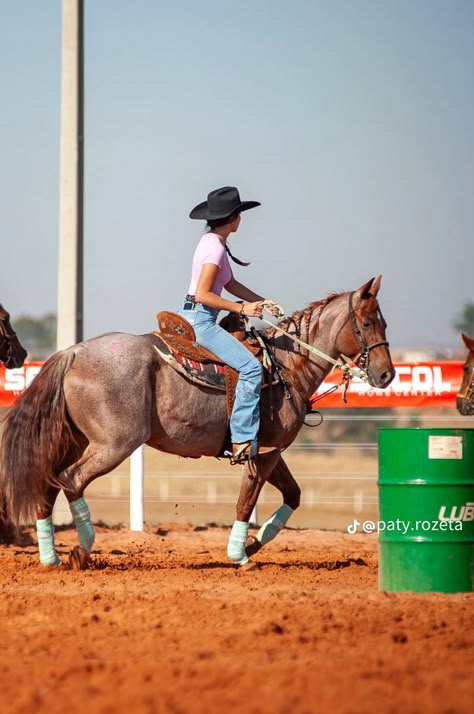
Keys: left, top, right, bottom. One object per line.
{"left": 381, "top": 366, "right": 451, "bottom": 395}
{"left": 4, "top": 366, "right": 42, "bottom": 392}
{"left": 316, "top": 365, "right": 452, "bottom": 396}
{"left": 438, "top": 503, "right": 474, "bottom": 522}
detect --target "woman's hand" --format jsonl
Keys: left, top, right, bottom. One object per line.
{"left": 261, "top": 300, "right": 285, "bottom": 319}
{"left": 240, "top": 301, "right": 265, "bottom": 318}
{"left": 239, "top": 300, "right": 285, "bottom": 319}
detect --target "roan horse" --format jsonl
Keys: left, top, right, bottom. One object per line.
{"left": 0, "top": 276, "right": 394, "bottom": 568}
{"left": 456, "top": 333, "right": 474, "bottom": 416}
{"left": 0, "top": 303, "right": 27, "bottom": 370}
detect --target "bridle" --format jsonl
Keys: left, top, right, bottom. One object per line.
{"left": 347, "top": 291, "right": 390, "bottom": 372}
{"left": 259, "top": 290, "right": 390, "bottom": 383}
{"left": 0, "top": 313, "right": 18, "bottom": 366}
{"left": 457, "top": 358, "right": 474, "bottom": 407}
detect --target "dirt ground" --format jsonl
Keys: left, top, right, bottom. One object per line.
{"left": 0, "top": 524, "right": 472, "bottom": 714}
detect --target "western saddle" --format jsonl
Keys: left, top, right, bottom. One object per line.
{"left": 151, "top": 310, "right": 274, "bottom": 418}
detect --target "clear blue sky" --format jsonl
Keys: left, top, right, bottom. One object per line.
{"left": 1, "top": 0, "right": 473, "bottom": 350}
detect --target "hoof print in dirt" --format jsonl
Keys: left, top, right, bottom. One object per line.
{"left": 69, "top": 546, "right": 90, "bottom": 570}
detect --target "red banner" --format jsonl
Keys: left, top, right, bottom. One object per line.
{"left": 0, "top": 360, "right": 464, "bottom": 409}
{"left": 0, "top": 362, "right": 44, "bottom": 407}
{"left": 310, "top": 361, "right": 463, "bottom": 408}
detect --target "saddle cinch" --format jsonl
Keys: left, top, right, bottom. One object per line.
{"left": 151, "top": 311, "right": 276, "bottom": 418}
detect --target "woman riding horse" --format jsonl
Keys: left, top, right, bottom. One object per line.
{"left": 179, "top": 186, "right": 280, "bottom": 465}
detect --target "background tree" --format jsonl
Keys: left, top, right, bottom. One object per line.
{"left": 13, "top": 313, "right": 57, "bottom": 360}
{"left": 453, "top": 302, "right": 474, "bottom": 338}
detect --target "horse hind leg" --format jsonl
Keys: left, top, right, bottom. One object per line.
{"left": 41, "top": 437, "right": 144, "bottom": 567}
{"left": 245, "top": 455, "right": 301, "bottom": 559}
{"left": 69, "top": 496, "right": 95, "bottom": 553}
{"left": 35, "top": 485, "right": 94, "bottom": 567}
{"left": 36, "top": 486, "right": 62, "bottom": 566}
{"left": 63, "top": 439, "right": 144, "bottom": 543}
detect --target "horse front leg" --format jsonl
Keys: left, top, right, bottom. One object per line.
{"left": 227, "top": 451, "right": 281, "bottom": 567}
{"left": 245, "top": 455, "right": 301, "bottom": 559}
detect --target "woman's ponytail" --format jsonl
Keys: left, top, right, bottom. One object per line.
{"left": 206, "top": 214, "right": 251, "bottom": 267}
{"left": 225, "top": 243, "right": 250, "bottom": 267}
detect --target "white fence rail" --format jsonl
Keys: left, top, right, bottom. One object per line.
{"left": 52, "top": 413, "right": 472, "bottom": 530}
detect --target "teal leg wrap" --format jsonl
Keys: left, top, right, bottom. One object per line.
{"left": 256, "top": 504, "right": 294, "bottom": 546}
{"left": 227, "top": 520, "right": 249, "bottom": 565}
{"left": 69, "top": 497, "right": 95, "bottom": 553}
{"left": 36, "top": 516, "right": 62, "bottom": 566}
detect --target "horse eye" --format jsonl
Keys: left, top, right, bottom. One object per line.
{"left": 463, "top": 365, "right": 469, "bottom": 373}
{"left": 362, "top": 321, "right": 371, "bottom": 329}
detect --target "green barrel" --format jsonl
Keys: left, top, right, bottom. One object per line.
{"left": 378, "top": 428, "right": 474, "bottom": 593}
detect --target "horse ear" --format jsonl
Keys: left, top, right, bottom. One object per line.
{"left": 369, "top": 275, "right": 382, "bottom": 297}
{"left": 462, "top": 333, "right": 474, "bottom": 351}
{"left": 357, "top": 275, "right": 381, "bottom": 300}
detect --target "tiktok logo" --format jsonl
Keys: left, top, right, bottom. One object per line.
{"left": 347, "top": 519, "right": 360, "bottom": 535}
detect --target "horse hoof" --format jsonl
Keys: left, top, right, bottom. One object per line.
{"left": 41, "top": 560, "right": 64, "bottom": 568}
{"left": 240, "top": 560, "right": 260, "bottom": 572}
{"left": 245, "top": 535, "right": 262, "bottom": 558}
{"left": 69, "top": 546, "right": 90, "bottom": 570}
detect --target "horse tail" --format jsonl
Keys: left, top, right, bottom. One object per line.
{"left": 0, "top": 350, "right": 76, "bottom": 527}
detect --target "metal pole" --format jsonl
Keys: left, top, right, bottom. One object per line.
{"left": 53, "top": 0, "right": 84, "bottom": 525}
{"left": 130, "top": 446, "right": 145, "bottom": 531}
{"left": 57, "top": 0, "right": 84, "bottom": 350}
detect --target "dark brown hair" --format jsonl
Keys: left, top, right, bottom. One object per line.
{"left": 206, "top": 213, "right": 250, "bottom": 266}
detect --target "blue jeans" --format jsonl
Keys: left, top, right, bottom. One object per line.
{"left": 177, "top": 301, "right": 262, "bottom": 444}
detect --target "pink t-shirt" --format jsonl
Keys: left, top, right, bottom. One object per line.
{"left": 188, "top": 232, "right": 232, "bottom": 296}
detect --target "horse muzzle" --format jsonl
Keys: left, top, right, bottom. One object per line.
{"left": 4, "top": 347, "right": 28, "bottom": 370}
{"left": 367, "top": 365, "right": 396, "bottom": 390}
{"left": 456, "top": 396, "right": 474, "bottom": 416}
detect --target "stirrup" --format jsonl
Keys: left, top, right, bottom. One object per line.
{"left": 230, "top": 441, "right": 256, "bottom": 465}
{"left": 228, "top": 441, "right": 278, "bottom": 465}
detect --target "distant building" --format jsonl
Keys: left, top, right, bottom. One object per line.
{"left": 391, "top": 345, "right": 464, "bottom": 362}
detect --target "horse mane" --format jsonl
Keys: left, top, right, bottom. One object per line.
{"left": 264, "top": 292, "right": 344, "bottom": 340}
{"left": 261, "top": 292, "right": 346, "bottom": 389}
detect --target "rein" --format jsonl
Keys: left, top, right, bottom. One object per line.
{"left": 258, "top": 293, "right": 379, "bottom": 383}
{"left": 259, "top": 316, "right": 367, "bottom": 380}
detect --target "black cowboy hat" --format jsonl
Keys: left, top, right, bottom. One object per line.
{"left": 189, "top": 186, "right": 261, "bottom": 220}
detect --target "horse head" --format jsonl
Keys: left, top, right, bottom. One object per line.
{"left": 334, "top": 276, "right": 395, "bottom": 389}
{"left": 0, "top": 304, "right": 28, "bottom": 369}
{"left": 457, "top": 333, "right": 474, "bottom": 416}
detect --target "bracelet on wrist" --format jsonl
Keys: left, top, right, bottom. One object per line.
{"left": 239, "top": 303, "right": 245, "bottom": 316}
